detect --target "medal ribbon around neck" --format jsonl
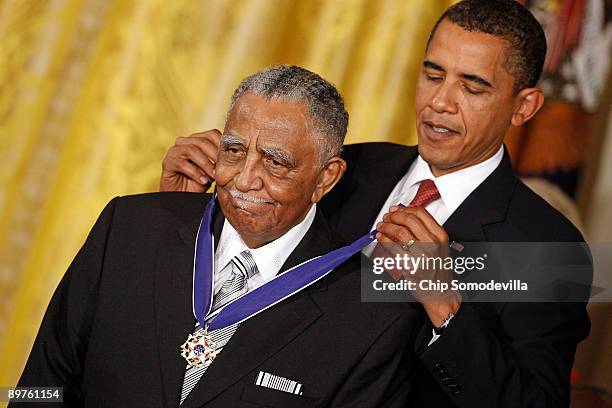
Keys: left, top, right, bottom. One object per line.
{"left": 192, "top": 196, "right": 377, "bottom": 332}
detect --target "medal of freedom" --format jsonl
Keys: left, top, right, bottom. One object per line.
{"left": 180, "top": 327, "right": 217, "bottom": 368}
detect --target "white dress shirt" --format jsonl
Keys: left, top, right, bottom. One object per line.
{"left": 371, "top": 146, "right": 504, "bottom": 230}
{"left": 213, "top": 204, "right": 317, "bottom": 294}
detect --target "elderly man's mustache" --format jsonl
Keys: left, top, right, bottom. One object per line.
{"left": 228, "top": 190, "right": 272, "bottom": 206}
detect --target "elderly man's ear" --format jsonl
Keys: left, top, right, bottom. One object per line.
{"left": 311, "top": 157, "right": 347, "bottom": 203}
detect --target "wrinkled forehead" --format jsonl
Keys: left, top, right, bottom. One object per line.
{"left": 228, "top": 92, "right": 311, "bottom": 128}
{"left": 224, "top": 93, "right": 319, "bottom": 157}
{"left": 231, "top": 102, "right": 307, "bottom": 131}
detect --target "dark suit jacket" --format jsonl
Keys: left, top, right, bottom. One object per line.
{"left": 16, "top": 192, "right": 422, "bottom": 407}
{"left": 321, "top": 142, "right": 592, "bottom": 407}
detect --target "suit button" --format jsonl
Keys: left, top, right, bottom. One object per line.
{"left": 442, "top": 377, "right": 456, "bottom": 386}
{"left": 433, "top": 362, "right": 444, "bottom": 373}
{"left": 449, "top": 384, "right": 462, "bottom": 395}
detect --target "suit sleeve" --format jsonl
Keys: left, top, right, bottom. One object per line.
{"left": 329, "top": 310, "right": 420, "bottom": 408}
{"left": 13, "top": 198, "right": 119, "bottom": 407}
{"left": 415, "top": 299, "right": 590, "bottom": 407}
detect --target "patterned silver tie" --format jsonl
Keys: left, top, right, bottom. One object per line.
{"left": 179, "top": 250, "right": 258, "bottom": 404}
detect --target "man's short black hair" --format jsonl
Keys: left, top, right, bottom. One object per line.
{"left": 427, "top": 0, "right": 547, "bottom": 93}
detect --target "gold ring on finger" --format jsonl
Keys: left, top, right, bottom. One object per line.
{"left": 401, "top": 239, "right": 415, "bottom": 251}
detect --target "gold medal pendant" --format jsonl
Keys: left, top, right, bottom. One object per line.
{"left": 180, "top": 326, "right": 217, "bottom": 368}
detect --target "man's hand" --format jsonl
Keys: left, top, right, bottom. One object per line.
{"left": 160, "top": 130, "right": 221, "bottom": 192}
{"left": 376, "top": 205, "right": 461, "bottom": 328}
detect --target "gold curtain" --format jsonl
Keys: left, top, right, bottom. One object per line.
{"left": 0, "top": 0, "right": 452, "bottom": 389}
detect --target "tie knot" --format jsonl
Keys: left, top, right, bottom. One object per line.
{"left": 231, "top": 250, "right": 258, "bottom": 278}
{"left": 409, "top": 179, "right": 440, "bottom": 208}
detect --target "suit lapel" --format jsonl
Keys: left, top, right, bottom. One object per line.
{"left": 443, "top": 148, "right": 518, "bottom": 242}
{"left": 181, "top": 209, "right": 339, "bottom": 407}
{"left": 154, "top": 229, "right": 199, "bottom": 408}
{"left": 154, "top": 195, "right": 223, "bottom": 408}
{"left": 279, "top": 207, "right": 342, "bottom": 276}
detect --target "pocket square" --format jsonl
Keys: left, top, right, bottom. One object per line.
{"left": 255, "top": 371, "right": 303, "bottom": 395}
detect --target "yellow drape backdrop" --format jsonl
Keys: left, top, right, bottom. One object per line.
{"left": 0, "top": 0, "right": 453, "bottom": 390}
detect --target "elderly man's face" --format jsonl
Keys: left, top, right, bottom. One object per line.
{"left": 216, "top": 92, "right": 344, "bottom": 248}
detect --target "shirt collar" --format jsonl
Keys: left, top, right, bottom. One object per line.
{"left": 407, "top": 146, "right": 504, "bottom": 214}
{"left": 215, "top": 204, "right": 317, "bottom": 282}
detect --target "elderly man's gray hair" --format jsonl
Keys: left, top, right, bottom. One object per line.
{"left": 228, "top": 65, "right": 348, "bottom": 163}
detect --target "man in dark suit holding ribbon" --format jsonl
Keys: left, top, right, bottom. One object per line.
{"left": 158, "top": 1, "right": 592, "bottom": 406}
{"left": 15, "top": 65, "right": 422, "bottom": 407}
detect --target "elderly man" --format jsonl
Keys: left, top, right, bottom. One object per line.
{"left": 16, "top": 66, "right": 421, "bottom": 407}
{"left": 159, "top": 1, "right": 592, "bottom": 407}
